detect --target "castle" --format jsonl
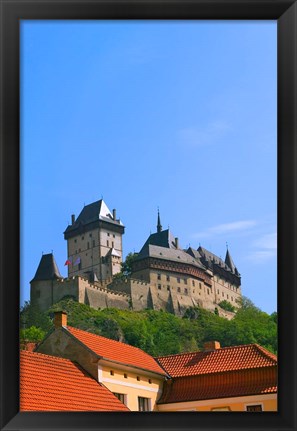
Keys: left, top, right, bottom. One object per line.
{"left": 30, "top": 199, "right": 242, "bottom": 319}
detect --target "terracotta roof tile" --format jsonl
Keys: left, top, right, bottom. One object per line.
{"left": 156, "top": 344, "right": 277, "bottom": 377}
{"left": 67, "top": 326, "right": 166, "bottom": 376}
{"left": 20, "top": 350, "right": 129, "bottom": 411}
{"left": 158, "top": 370, "right": 277, "bottom": 404}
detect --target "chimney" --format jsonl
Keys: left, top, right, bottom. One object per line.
{"left": 54, "top": 311, "right": 67, "bottom": 328}
{"left": 112, "top": 209, "right": 116, "bottom": 220}
{"left": 204, "top": 341, "right": 221, "bottom": 351}
{"left": 71, "top": 214, "right": 75, "bottom": 225}
{"left": 175, "top": 237, "right": 179, "bottom": 249}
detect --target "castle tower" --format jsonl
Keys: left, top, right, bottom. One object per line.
{"left": 64, "top": 199, "right": 124, "bottom": 282}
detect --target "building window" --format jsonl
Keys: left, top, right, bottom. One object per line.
{"left": 177, "top": 277, "right": 180, "bottom": 283}
{"left": 158, "top": 284, "right": 161, "bottom": 290}
{"left": 124, "top": 373, "right": 128, "bottom": 379}
{"left": 222, "top": 292, "right": 224, "bottom": 297}
{"left": 82, "top": 236, "right": 84, "bottom": 240}
{"left": 246, "top": 405, "right": 263, "bottom": 412}
{"left": 107, "top": 233, "right": 110, "bottom": 236}
{"left": 207, "top": 289, "right": 210, "bottom": 295}
{"left": 157, "top": 274, "right": 161, "bottom": 280}
{"left": 227, "top": 294, "right": 229, "bottom": 299}
{"left": 184, "top": 279, "right": 187, "bottom": 284}
{"left": 87, "top": 242, "right": 90, "bottom": 249}
{"left": 89, "top": 233, "right": 92, "bottom": 237}
{"left": 112, "top": 241, "right": 114, "bottom": 247}
{"left": 107, "top": 240, "right": 109, "bottom": 247}
{"left": 199, "top": 283, "right": 202, "bottom": 289}
{"left": 167, "top": 286, "right": 170, "bottom": 291}
{"left": 113, "top": 234, "right": 115, "bottom": 238}
{"left": 217, "top": 289, "right": 219, "bottom": 294}
{"left": 177, "top": 287, "right": 181, "bottom": 293}
{"left": 137, "top": 376, "right": 140, "bottom": 381}
{"left": 185, "top": 288, "right": 188, "bottom": 294}
{"left": 74, "top": 239, "right": 77, "bottom": 243}
{"left": 166, "top": 275, "right": 170, "bottom": 281}
{"left": 192, "top": 280, "right": 195, "bottom": 287}
{"left": 231, "top": 297, "right": 233, "bottom": 301}
{"left": 110, "top": 370, "right": 114, "bottom": 376}
{"left": 113, "top": 393, "right": 126, "bottom": 404}
{"left": 138, "top": 397, "right": 151, "bottom": 412}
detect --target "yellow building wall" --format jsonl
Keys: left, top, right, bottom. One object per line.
{"left": 157, "top": 394, "right": 277, "bottom": 412}
{"left": 99, "top": 364, "right": 164, "bottom": 411}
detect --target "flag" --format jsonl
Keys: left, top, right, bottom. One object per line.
{"left": 74, "top": 257, "right": 81, "bottom": 266}
{"left": 64, "top": 259, "right": 72, "bottom": 266}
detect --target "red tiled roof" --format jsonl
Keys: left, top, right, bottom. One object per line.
{"left": 20, "top": 350, "right": 129, "bottom": 411}
{"left": 156, "top": 344, "right": 277, "bottom": 377}
{"left": 158, "top": 369, "right": 277, "bottom": 404}
{"left": 67, "top": 326, "right": 166, "bottom": 376}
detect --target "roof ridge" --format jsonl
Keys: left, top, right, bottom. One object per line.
{"left": 156, "top": 343, "right": 274, "bottom": 360}
{"left": 20, "top": 349, "right": 72, "bottom": 363}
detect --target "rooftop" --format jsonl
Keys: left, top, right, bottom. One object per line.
{"left": 20, "top": 350, "right": 129, "bottom": 411}
{"left": 67, "top": 326, "right": 167, "bottom": 376}
{"left": 156, "top": 343, "right": 277, "bottom": 378}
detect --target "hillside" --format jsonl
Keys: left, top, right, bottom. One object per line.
{"left": 20, "top": 296, "right": 277, "bottom": 356}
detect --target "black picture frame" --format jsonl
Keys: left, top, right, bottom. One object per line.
{"left": 1, "top": 1, "right": 296, "bottom": 430}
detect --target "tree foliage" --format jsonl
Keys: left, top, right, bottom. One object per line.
{"left": 20, "top": 296, "right": 277, "bottom": 356}
{"left": 218, "top": 300, "right": 236, "bottom": 313}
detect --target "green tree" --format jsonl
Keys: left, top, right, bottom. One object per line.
{"left": 218, "top": 300, "right": 236, "bottom": 313}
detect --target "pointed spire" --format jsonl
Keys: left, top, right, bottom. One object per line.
{"left": 157, "top": 208, "right": 162, "bottom": 233}
{"left": 225, "top": 248, "right": 236, "bottom": 273}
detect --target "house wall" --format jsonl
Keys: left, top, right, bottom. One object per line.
{"left": 99, "top": 364, "right": 164, "bottom": 411}
{"left": 157, "top": 393, "right": 277, "bottom": 412}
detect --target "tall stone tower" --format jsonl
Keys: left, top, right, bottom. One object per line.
{"left": 64, "top": 199, "right": 125, "bottom": 282}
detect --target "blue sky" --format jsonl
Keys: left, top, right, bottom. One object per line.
{"left": 20, "top": 20, "right": 277, "bottom": 314}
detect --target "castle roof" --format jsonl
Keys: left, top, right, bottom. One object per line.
{"left": 20, "top": 350, "right": 129, "bottom": 411}
{"left": 31, "top": 253, "right": 62, "bottom": 282}
{"left": 136, "top": 244, "right": 206, "bottom": 270}
{"left": 139, "top": 228, "right": 178, "bottom": 251}
{"left": 67, "top": 326, "right": 167, "bottom": 377}
{"left": 64, "top": 199, "right": 124, "bottom": 236}
{"left": 198, "top": 246, "right": 240, "bottom": 275}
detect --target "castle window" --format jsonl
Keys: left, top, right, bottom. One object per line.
{"left": 227, "top": 294, "right": 229, "bottom": 299}
{"left": 166, "top": 275, "right": 170, "bottom": 281}
{"left": 112, "top": 241, "right": 114, "bottom": 247}
{"left": 185, "top": 288, "right": 188, "bottom": 294}
{"left": 107, "top": 233, "right": 110, "bottom": 236}
{"left": 192, "top": 280, "right": 195, "bottom": 287}
{"left": 222, "top": 292, "right": 224, "bottom": 297}
{"left": 231, "top": 297, "right": 233, "bottom": 301}
{"left": 184, "top": 279, "right": 187, "bottom": 285}
{"left": 82, "top": 236, "right": 84, "bottom": 240}
{"left": 157, "top": 274, "right": 161, "bottom": 280}
{"left": 158, "top": 284, "right": 161, "bottom": 290}
{"left": 107, "top": 240, "right": 109, "bottom": 247}
{"left": 193, "top": 290, "right": 195, "bottom": 293}
{"left": 167, "top": 286, "right": 170, "bottom": 291}
{"left": 148, "top": 379, "right": 152, "bottom": 384}
{"left": 177, "top": 287, "right": 181, "bottom": 293}
{"left": 177, "top": 277, "right": 180, "bottom": 283}
{"left": 79, "top": 248, "right": 81, "bottom": 252}
{"left": 74, "top": 239, "right": 77, "bottom": 243}
{"left": 207, "top": 289, "right": 210, "bottom": 295}
{"left": 137, "top": 376, "right": 140, "bottom": 381}
{"left": 199, "top": 283, "right": 202, "bottom": 289}
{"left": 113, "top": 234, "right": 115, "bottom": 238}
{"left": 217, "top": 289, "right": 219, "bottom": 294}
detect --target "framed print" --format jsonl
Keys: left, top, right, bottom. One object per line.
{"left": 1, "top": 0, "right": 297, "bottom": 430}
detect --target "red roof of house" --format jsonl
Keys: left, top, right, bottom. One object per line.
{"left": 20, "top": 350, "right": 129, "bottom": 411}
{"left": 158, "top": 369, "right": 277, "bottom": 404}
{"left": 156, "top": 344, "right": 277, "bottom": 377}
{"left": 67, "top": 326, "right": 167, "bottom": 376}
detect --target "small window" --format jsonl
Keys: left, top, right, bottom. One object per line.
{"left": 110, "top": 370, "right": 114, "bottom": 376}
{"left": 137, "top": 376, "right": 140, "bottom": 381}
{"left": 74, "top": 239, "right": 77, "bottom": 243}
{"left": 222, "top": 292, "right": 224, "bottom": 297}
{"left": 217, "top": 289, "right": 219, "bottom": 294}
{"left": 185, "top": 288, "right": 188, "bottom": 294}
{"left": 107, "top": 233, "right": 110, "bottom": 236}
{"left": 82, "top": 236, "right": 84, "bottom": 240}
{"left": 87, "top": 242, "right": 90, "bottom": 249}
{"left": 184, "top": 279, "right": 187, "bottom": 284}
{"left": 158, "top": 284, "right": 161, "bottom": 290}
{"left": 112, "top": 241, "right": 114, "bottom": 247}
{"left": 157, "top": 274, "right": 161, "bottom": 280}
{"left": 192, "top": 280, "right": 195, "bottom": 287}
{"left": 167, "top": 286, "right": 170, "bottom": 291}
{"left": 148, "top": 379, "right": 152, "bottom": 384}
{"left": 177, "top": 277, "right": 180, "bottom": 283}
{"left": 124, "top": 373, "right": 128, "bottom": 379}
{"left": 166, "top": 275, "right": 170, "bottom": 281}
{"left": 113, "top": 234, "right": 115, "bottom": 238}
{"left": 107, "top": 240, "right": 109, "bottom": 247}
{"left": 207, "top": 289, "right": 210, "bottom": 295}
{"left": 138, "top": 397, "right": 151, "bottom": 412}
{"left": 199, "top": 283, "right": 202, "bottom": 289}
{"left": 113, "top": 393, "right": 126, "bottom": 404}
{"left": 89, "top": 233, "right": 92, "bottom": 237}
{"left": 177, "top": 287, "right": 181, "bottom": 293}
{"left": 246, "top": 405, "right": 262, "bottom": 412}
